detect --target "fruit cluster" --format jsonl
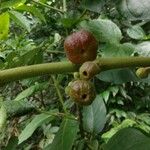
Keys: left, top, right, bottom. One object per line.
{"left": 64, "top": 30, "right": 98, "bottom": 105}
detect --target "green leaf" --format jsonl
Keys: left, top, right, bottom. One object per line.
{"left": 127, "top": 25, "right": 146, "bottom": 40}
{"left": 137, "top": 114, "right": 150, "bottom": 125}
{"left": 0, "top": 0, "right": 26, "bottom": 9}
{"left": 61, "top": 18, "right": 81, "bottom": 28}
{"left": 135, "top": 42, "right": 150, "bottom": 57}
{"left": 14, "top": 85, "right": 36, "bottom": 101}
{"left": 44, "top": 118, "right": 79, "bottom": 150}
{"left": 14, "top": 82, "right": 48, "bottom": 101}
{"left": 101, "top": 42, "right": 135, "bottom": 57}
{"left": 102, "top": 119, "right": 136, "bottom": 142}
{"left": 101, "top": 91, "right": 110, "bottom": 103}
{"left": 0, "top": 12, "right": 10, "bottom": 40}
{"left": 82, "top": 95, "right": 106, "bottom": 134}
{"left": 81, "top": 0, "right": 105, "bottom": 13}
{"left": 15, "top": 4, "right": 46, "bottom": 23}
{"left": 39, "top": 0, "right": 47, "bottom": 3}
{"left": 104, "top": 128, "right": 150, "bottom": 150}
{"left": 0, "top": 104, "right": 7, "bottom": 133}
{"left": 97, "top": 68, "right": 138, "bottom": 84}
{"left": 3, "top": 99, "right": 34, "bottom": 117}
{"left": 80, "top": 19, "right": 122, "bottom": 43}
{"left": 9, "top": 10, "right": 31, "bottom": 32}
{"left": 18, "top": 110, "right": 57, "bottom": 144}
{"left": 88, "top": 139, "right": 99, "bottom": 150}
{"left": 4, "top": 136, "right": 18, "bottom": 150}
{"left": 118, "top": 0, "right": 150, "bottom": 20}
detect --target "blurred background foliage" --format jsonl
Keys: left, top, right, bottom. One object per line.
{"left": 0, "top": 0, "right": 150, "bottom": 149}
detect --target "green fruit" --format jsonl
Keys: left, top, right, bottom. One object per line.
{"left": 136, "top": 67, "right": 149, "bottom": 78}
{"left": 79, "top": 61, "right": 100, "bottom": 80}
{"left": 66, "top": 80, "right": 96, "bottom": 105}
{"left": 64, "top": 30, "right": 98, "bottom": 64}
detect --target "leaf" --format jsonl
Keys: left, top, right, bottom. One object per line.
{"left": 102, "top": 119, "right": 136, "bottom": 142}
{"left": 80, "top": 19, "right": 122, "bottom": 43}
{"left": 44, "top": 118, "right": 79, "bottom": 150}
{"left": 88, "top": 139, "right": 99, "bottom": 150}
{"left": 18, "top": 110, "right": 57, "bottom": 144}
{"left": 81, "top": 0, "right": 105, "bottom": 13}
{"left": 97, "top": 68, "right": 138, "bottom": 84}
{"left": 15, "top": 4, "right": 46, "bottom": 23}
{"left": 101, "top": 42, "right": 135, "bottom": 57}
{"left": 127, "top": 25, "right": 146, "bottom": 40}
{"left": 137, "top": 114, "right": 150, "bottom": 125}
{"left": 0, "top": 104, "right": 7, "bottom": 133}
{"left": 61, "top": 18, "right": 82, "bottom": 28}
{"left": 4, "top": 136, "right": 18, "bottom": 150}
{"left": 3, "top": 99, "right": 34, "bottom": 117}
{"left": 14, "top": 85, "right": 36, "bottom": 101}
{"left": 0, "top": 0, "right": 26, "bottom": 9}
{"left": 9, "top": 10, "right": 31, "bottom": 32}
{"left": 135, "top": 42, "right": 150, "bottom": 57}
{"left": 40, "top": 0, "right": 47, "bottom": 3}
{"left": 0, "top": 12, "right": 10, "bottom": 40}
{"left": 118, "top": 0, "right": 150, "bottom": 20}
{"left": 14, "top": 82, "right": 48, "bottom": 101}
{"left": 104, "top": 128, "right": 150, "bottom": 150}
{"left": 101, "top": 91, "right": 110, "bottom": 103}
{"left": 82, "top": 95, "right": 106, "bottom": 134}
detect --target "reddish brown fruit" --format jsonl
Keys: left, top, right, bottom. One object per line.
{"left": 66, "top": 79, "right": 96, "bottom": 105}
{"left": 64, "top": 30, "right": 98, "bottom": 64}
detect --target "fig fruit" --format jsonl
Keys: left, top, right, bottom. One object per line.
{"left": 64, "top": 30, "right": 98, "bottom": 64}
{"left": 66, "top": 79, "right": 96, "bottom": 105}
{"left": 136, "top": 67, "right": 150, "bottom": 78}
{"left": 79, "top": 61, "right": 100, "bottom": 80}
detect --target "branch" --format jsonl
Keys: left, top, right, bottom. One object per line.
{"left": 80, "top": 57, "right": 150, "bottom": 80}
{"left": 32, "top": 0, "right": 64, "bottom": 13}
{"left": 0, "top": 62, "right": 79, "bottom": 85}
{"left": 0, "top": 57, "right": 150, "bottom": 85}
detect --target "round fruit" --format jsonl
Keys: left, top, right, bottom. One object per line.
{"left": 64, "top": 30, "right": 98, "bottom": 64}
{"left": 66, "top": 80, "right": 96, "bottom": 105}
{"left": 79, "top": 61, "right": 100, "bottom": 80}
{"left": 136, "top": 67, "right": 150, "bottom": 78}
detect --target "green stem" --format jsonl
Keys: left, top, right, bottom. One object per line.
{"left": 51, "top": 75, "right": 67, "bottom": 114}
{"left": 46, "top": 50, "right": 65, "bottom": 54}
{"left": 143, "top": 67, "right": 150, "bottom": 72}
{"left": 79, "top": 57, "right": 150, "bottom": 80}
{"left": 0, "top": 57, "right": 150, "bottom": 84}
{"left": 77, "top": 105, "right": 85, "bottom": 138}
{"left": 96, "top": 57, "right": 150, "bottom": 70}
{"left": 0, "top": 62, "right": 79, "bottom": 85}
{"left": 79, "top": 9, "right": 87, "bottom": 19}
{"left": 63, "top": 0, "right": 67, "bottom": 13}
{"left": 32, "top": 0, "right": 64, "bottom": 13}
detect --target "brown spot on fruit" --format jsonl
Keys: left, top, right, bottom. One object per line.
{"left": 64, "top": 30, "right": 98, "bottom": 64}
